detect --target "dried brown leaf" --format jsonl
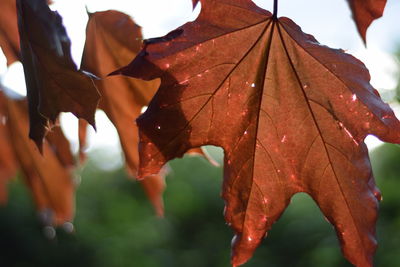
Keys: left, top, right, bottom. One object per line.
{"left": 17, "top": 0, "right": 100, "bottom": 149}
{"left": 78, "top": 119, "right": 88, "bottom": 163}
{"left": 1, "top": 91, "right": 74, "bottom": 225}
{"left": 0, "top": 88, "right": 18, "bottom": 204}
{"left": 81, "top": 10, "right": 167, "bottom": 214}
{"left": 0, "top": 0, "right": 20, "bottom": 66}
{"left": 81, "top": 10, "right": 158, "bottom": 175}
{"left": 46, "top": 122, "right": 75, "bottom": 168}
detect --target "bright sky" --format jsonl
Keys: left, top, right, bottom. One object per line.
{"left": 0, "top": 0, "right": 399, "bottom": 158}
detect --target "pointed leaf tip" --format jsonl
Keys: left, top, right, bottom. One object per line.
{"left": 192, "top": 0, "right": 199, "bottom": 9}
{"left": 186, "top": 147, "right": 220, "bottom": 167}
{"left": 346, "top": 0, "right": 387, "bottom": 43}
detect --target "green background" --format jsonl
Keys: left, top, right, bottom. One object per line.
{"left": 0, "top": 143, "right": 399, "bottom": 267}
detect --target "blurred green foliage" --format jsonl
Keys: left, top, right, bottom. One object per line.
{"left": 0, "top": 144, "right": 399, "bottom": 267}
{"left": 396, "top": 48, "right": 400, "bottom": 103}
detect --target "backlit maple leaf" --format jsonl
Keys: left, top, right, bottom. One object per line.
{"left": 114, "top": 0, "right": 400, "bottom": 266}
{"left": 0, "top": 0, "right": 20, "bottom": 66}
{"left": 17, "top": 0, "right": 100, "bottom": 149}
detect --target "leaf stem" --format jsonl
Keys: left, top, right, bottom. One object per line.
{"left": 273, "top": 0, "right": 278, "bottom": 19}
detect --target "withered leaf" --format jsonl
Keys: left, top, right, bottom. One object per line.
{"left": 46, "top": 122, "right": 75, "bottom": 168}
{"left": 16, "top": 0, "right": 100, "bottom": 149}
{"left": 115, "top": 0, "right": 400, "bottom": 266}
{"left": 0, "top": 0, "right": 20, "bottom": 66}
{"left": 81, "top": 10, "right": 159, "bottom": 176}
{"left": 346, "top": 0, "right": 387, "bottom": 42}
{"left": 81, "top": 10, "right": 166, "bottom": 215}
{"left": 0, "top": 86, "right": 18, "bottom": 205}
{"left": 82, "top": 10, "right": 218, "bottom": 215}
{"left": 139, "top": 166, "right": 169, "bottom": 217}
{"left": 0, "top": 89, "right": 75, "bottom": 225}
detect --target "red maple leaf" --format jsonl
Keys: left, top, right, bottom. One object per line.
{"left": 347, "top": 0, "right": 387, "bottom": 43}
{"left": 114, "top": 0, "right": 400, "bottom": 266}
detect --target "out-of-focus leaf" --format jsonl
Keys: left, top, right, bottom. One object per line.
{"left": 346, "top": 0, "right": 387, "bottom": 43}
{"left": 186, "top": 147, "right": 219, "bottom": 167}
{"left": 81, "top": 10, "right": 165, "bottom": 214}
{"left": 16, "top": 0, "right": 100, "bottom": 149}
{"left": 46, "top": 123, "right": 75, "bottom": 168}
{"left": 78, "top": 119, "right": 88, "bottom": 163}
{"left": 0, "top": 90, "right": 74, "bottom": 225}
{"left": 139, "top": 167, "right": 169, "bottom": 217}
{"left": 81, "top": 10, "right": 158, "bottom": 175}
{"left": 0, "top": 88, "right": 18, "bottom": 204}
{"left": 0, "top": 0, "right": 20, "bottom": 66}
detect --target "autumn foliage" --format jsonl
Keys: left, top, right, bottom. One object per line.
{"left": 0, "top": 0, "right": 399, "bottom": 267}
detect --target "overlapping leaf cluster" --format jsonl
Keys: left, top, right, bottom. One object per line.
{"left": 0, "top": 0, "right": 173, "bottom": 223}
{"left": 0, "top": 0, "right": 399, "bottom": 266}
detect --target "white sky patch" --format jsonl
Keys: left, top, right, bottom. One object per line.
{"left": 60, "top": 110, "right": 121, "bottom": 154}
{"left": 49, "top": 1, "right": 88, "bottom": 64}
{"left": 59, "top": 113, "right": 80, "bottom": 153}
{"left": 365, "top": 135, "right": 384, "bottom": 151}
{"left": 1, "top": 62, "right": 27, "bottom": 96}
{"left": 0, "top": 48, "right": 7, "bottom": 74}
{"left": 353, "top": 46, "right": 398, "bottom": 90}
